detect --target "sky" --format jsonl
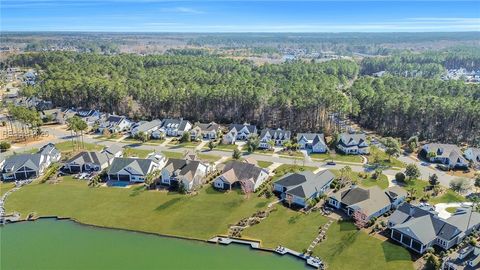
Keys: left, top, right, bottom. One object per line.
{"left": 1, "top": 0, "right": 479, "bottom": 32}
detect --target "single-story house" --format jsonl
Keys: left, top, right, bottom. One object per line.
{"left": 130, "top": 119, "right": 162, "bottom": 137}
{"left": 98, "top": 115, "right": 131, "bottom": 134}
{"left": 443, "top": 244, "right": 480, "bottom": 270}
{"left": 223, "top": 123, "right": 257, "bottom": 144}
{"left": 422, "top": 143, "right": 468, "bottom": 169}
{"left": 337, "top": 133, "right": 369, "bottom": 155}
{"left": 190, "top": 122, "right": 221, "bottom": 140}
{"left": 1, "top": 143, "right": 60, "bottom": 180}
{"left": 328, "top": 185, "right": 407, "bottom": 222}
{"left": 159, "top": 158, "right": 210, "bottom": 192}
{"left": 106, "top": 156, "right": 164, "bottom": 183}
{"left": 258, "top": 128, "right": 291, "bottom": 149}
{"left": 296, "top": 133, "right": 328, "bottom": 153}
{"left": 102, "top": 144, "right": 124, "bottom": 161}
{"left": 160, "top": 118, "right": 192, "bottom": 137}
{"left": 63, "top": 151, "right": 110, "bottom": 173}
{"left": 273, "top": 170, "right": 335, "bottom": 208}
{"left": 213, "top": 160, "right": 268, "bottom": 192}
{"left": 388, "top": 203, "right": 480, "bottom": 254}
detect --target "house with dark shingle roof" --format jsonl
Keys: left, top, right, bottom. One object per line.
{"left": 328, "top": 185, "right": 406, "bottom": 221}
{"left": 273, "top": 170, "right": 335, "bottom": 208}
{"left": 337, "top": 133, "right": 369, "bottom": 155}
{"left": 159, "top": 158, "right": 210, "bottom": 192}
{"left": 258, "top": 128, "right": 291, "bottom": 149}
{"left": 296, "top": 133, "right": 328, "bottom": 153}
{"left": 130, "top": 119, "right": 162, "bottom": 137}
{"left": 212, "top": 160, "right": 268, "bottom": 192}
{"left": 464, "top": 147, "right": 480, "bottom": 168}
{"left": 98, "top": 115, "right": 131, "bottom": 133}
{"left": 107, "top": 154, "right": 166, "bottom": 182}
{"left": 388, "top": 203, "right": 480, "bottom": 254}
{"left": 190, "top": 122, "right": 221, "bottom": 140}
{"left": 223, "top": 123, "right": 257, "bottom": 144}
{"left": 422, "top": 143, "right": 468, "bottom": 169}
{"left": 63, "top": 151, "right": 110, "bottom": 173}
{"left": 1, "top": 143, "right": 61, "bottom": 180}
{"left": 160, "top": 118, "right": 192, "bottom": 137}
{"left": 443, "top": 244, "right": 480, "bottom": 270}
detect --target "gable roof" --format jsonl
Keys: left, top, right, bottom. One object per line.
{"left": 162, "top": 118, "right": 191, "bottom": 131}
{"left": 133, "top": 119, "right": 162, "bottom": 133}
{"left": 338, "top": 133, "right": 368, "bottom": 147}
{"left": 163, "top": 158, "right": 205, "bottom": 183}
{"left": 102, "top": 144, "right": 123, "bottom": 157}
{"left": 108, "top": 158, "right": 156, "bottom": 176}
{"left": 65, "top": 151, "right": 109, "bottom": 167}
{"left": 423, "top": 143, "right": 467, "bottom": 164}
{"left": 332, "top": 186, "right": 394, "bottom": 217}
{"left": 194, "top": 122, "right": 220, "bottom": 132}
{"left": 297, "top": 133, "right": 323, "bottom": 142}
{"left": 219, "top": 160, "right": 265, "bottom": 184}
{"left": 106, "top": 115, "right": 126, "bottom": 125}
{"left": 276, "top": 170, "right": 335, "bottom": 199}
{"left": 228, "top": 123, "right": 256, "bottom": 134}
{"left": 3, "top": 154, "right": 43, "bottom": 172}
{"left": 259, "top": 128, "right": 291, "bottom": 140}
{"left": 38, "top": 143, "right": 59, "bottom": 157}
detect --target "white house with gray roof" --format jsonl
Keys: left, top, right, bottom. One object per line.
{"left": 337, "top": 133, "right": 369, "bottom": 154}
{"left": 258, "top": 128, "right": 291, "bottom": 149}
{"left": 273, "top": 170, "right": 335, "bottom": 208}
{"left": 190, "top": 122, "right": 221, "bottom": 140}
{"left": 159, "top": 158, "right": 210, "bottom": 192}
{"left": 2, "top": 143, "right": 60, "bottom": 180}
{"left": 443, "top": 244, "right": 480, "bottom": 270}
{"left": 296, "top": 133, "right": 328, "bottom": 153}
{"left": 63, "top": 151, "right": 111, "bottom": 173}
{"left": 98, "top": 115, "right": 131, "bottom": 133}
{"left": 388, "top": 203, "right": 480, "bottom": 254}
{"left": 328, "top": 185, "right": 407, "bottom": 222}
{"left": 107, "top": 155, "right": 166, "bottom": 182}
{"left": 213, "top": 160, "right": 268, "bottom": 192}
{"left": 223, "top": 123, "right": 257, "bottom": 144}
{"left": 422, "top": 143, "right": 468, "bottom": 169}
{"left": 160, "top": 118, "right": 192, "bottom": 137}
{"left": 130, "top": 119, "right": 162, "bottom": 137}
{"left": 465, "top": 147, "right": 480, "bottom": 167}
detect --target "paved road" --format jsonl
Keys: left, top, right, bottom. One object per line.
{"left": 6, "top": 126, "right": 475, "bottom": 189}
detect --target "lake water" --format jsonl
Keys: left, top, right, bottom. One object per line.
{"left": 0, "top": 219, "right": 306, "bottom": 270}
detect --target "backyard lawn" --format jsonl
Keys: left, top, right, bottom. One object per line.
{"left": 313, "top": 221, "right": 414, "bottom": 270}
{"left": 310, "top": 153, "right": 363, "bottom": 163}
{"left": 272, "top": 164, "right": 316, "bottom": 181}
{"left": 257, "top": 160, "right": 273, "bottom": 168}
{"left": 400, "top": 179, "right": 466, "bottom": 204}
{"left": 4, "top": 177, "right": 272, "bottom": 240}
{"left": 330, "top": 170, "right": 390, "bottom": 189}
{"left": 1, "top": 181, "right": 15, "bottom": 197}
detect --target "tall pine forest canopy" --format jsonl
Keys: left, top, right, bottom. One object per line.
{"left": 5, "top": 51, "right": 480, "bottom": 144}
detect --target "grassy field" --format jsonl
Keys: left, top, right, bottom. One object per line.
{"left": 330, "top": 170, "right": 390, "bottom": 189}
{"left": 168, "top": 141, "right": 201, "bottom": 149}
{"left": 314, "top": 221, "right": 413, "bottom": 270}
{"left": 161, "top": 151, "right": 220, "bottom": 163}
{"left": 257, "top": 160, "right": 273, "bottom": 168}
{"left": 122, "top": 137, "right": 164, "bottom": 145}
{"left": 123, "top": 147, "right": 153, "bottom": 158}
{"left": 5, "top": 177, "right": 272, "bottom": 240}
{"left": 401, "top": 179, "right": 466, "bottom": 204}
{"left": 367, "top": 146, "right": 406, "bottom": 168}
{"left": 272, "top": 164, "right": 316, "bottom": 181}
{"left": 213, "top": 144, "right": 239, "bottom": 151}
{"left": 310, "top": 153, "right": 363, "bottom": 163}
{"left": 242, "top": 206, "right": 413, "bottom": 270}
{"left": 0, "top": 181, "right": 15, "bottom": 197}
{"left": 55, "top": 141, "right": 103, "bottom": 153}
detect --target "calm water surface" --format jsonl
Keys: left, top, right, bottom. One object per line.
{"left": 0, "top": 219, "right": 306, "bottom": 270}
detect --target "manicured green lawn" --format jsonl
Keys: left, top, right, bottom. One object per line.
{"left": 197, "top": 153, "right": 221, "bottom": 163}
{"left": 122, "top": 137, "right": 164, "bottom": 145}
{"left": 5, "top": 177, "right": 272, "bottom": 240}
{"left": 272, "top": 164, "right": 316, "bottom": 181}
{"left": 446, "top": 207, "right": 458, "bottom": 213}
{"left": 55, "top": 141, "right": 103, "bottom": 153}
{"left": 214, "top": 144, "right": 239, "bottom": 151}
{"left": 15, "top": 148, "right": 39, "bottom": 154}
{"left": 367, "top": 146, "right": 406, "bottom": 168}
{"left": 310, "top": 153, "right": 363, "bottom": 163}
{"left": 400, "top": 179, "right": 466, "bottom": 204}
{"left": 243, "top": 206, "right": 328, "bottom": 252}
{"left": 330, "top": 170, "right": 390, "bottom": 189}
{"left": 257, "top": 160, "right": 273, "bottom": 168}
{"left": 278, "top": 150, "right": 304, "bottom": 158}
{"left": 313, "top": 221, "right": 414, "bottom": 270}
{"left": 169, "top": 141, "right": 201, "bottom": 149}
{"left": 162, "top": 151, "right": 184, "bottom": 159}
{"left": 1, "top": 181, "right": 15, "bottom": 197}
{"left": 123, "top": 147, "right": 152, "bottom": 158}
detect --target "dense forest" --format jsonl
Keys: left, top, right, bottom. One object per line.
{"left": 361, "top": 47, "right": 480, "bottom": 78}
{"left": 348, "top": 76, "right": 480, "bottom": 144}
{"left": 4, "top": 51, "right": 480, "bottom": 144}
{"left": 5, "top": 52, "right": 358, "bottom": 133}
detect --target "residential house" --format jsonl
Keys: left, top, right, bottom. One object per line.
{"left": 98, "top": 115, "right": 131, "bottom": 134}
{"left": 328, "top": 185, "right": 407, "bottom": 221}
{"left": 130, "top": 119, "right": 162, "bottom": 138}
{"left": 337, "top": 133, "right": 369, "bottom": 154}
{"left": 159, "top": 158, "right": 210, "bottom": 192}
{"left": 1, "top": 144, "right": 61, "bottom": 180}
{"left": 213, "top": 160, "right": 268, "bottom": 192}
{"left": 464, "top": 147, "right": 480, "bottom": 166}
{"left": 422, "top": 144, "right": 468, "bottom": 169}
{"left": 102, "top": 144, "right": 124, "bottom": 161}
{"left": 388, "top": 203, "right": 480, "bottom": 254}
{"left": 160, "top": 118, "right": 192, "bottom": 137}
{"left": 296, "top": 133, "right": 328, "bottom": 153}
{"left": 258, "top": 128, "right": 291, "bottom": 149}
{"left": 223, "top": 123, "right": 257, "bottom": 144}
{"left": 76, "top": 109, "right": 101, "bottom": 127}
{"left": 443, "top": 244, "right": 480, "bottom": 270}
{"left": 40, "top": 108, "right": 62, "bottom": 123}
{"left": 106, "top": 156, "right": 164, "bottom": 182}
{"left": 63, "top": 151, "right": 110, "bottom": 173}
{"left": 273, "top": 170, "right": 335, "bottom": 208}
{"left": 190, "top": 122, "right": 221, "bottom": 140}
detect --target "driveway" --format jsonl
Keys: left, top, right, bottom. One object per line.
{"left": 435, "top": 202, "right": 473, "bottom": 219}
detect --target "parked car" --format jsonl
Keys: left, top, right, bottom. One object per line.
{"left": 326, "top": 161, "right": 336, "bottom": 165}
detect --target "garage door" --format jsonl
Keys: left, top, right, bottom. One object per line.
{"left": 69, "top": 165, "right": 81, "bottom": 173}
